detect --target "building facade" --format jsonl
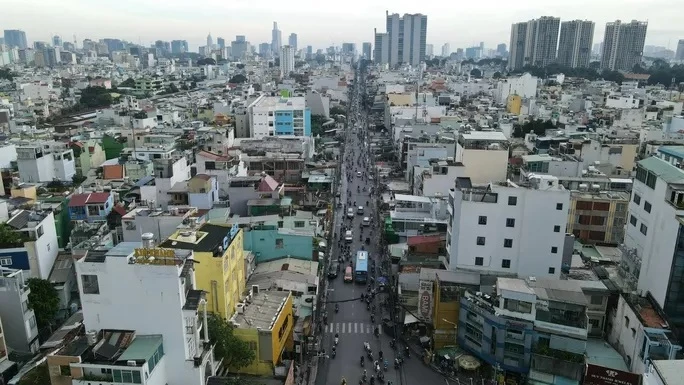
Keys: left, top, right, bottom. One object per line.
{"left": 248, "top": 95, "right": 311, "bottom": 138}
{"left": 17, "top": 142, "right": 76, "bottom": 183}
{"left": 373, "top": 29, "right": 389, "bottom": 64}
{"left": 508, "top": 17, "right": 560, "bottom": 70}
{"left": 601, "top": 20, "right": 648, "bottom": 71}
{"left": 362, "top": 42, "right": 372, "bottom": 60}
{"left": 385, "top": 11, "right": 427, "bottom": 66}
{"left": 567, "top": 190, "right": 629, "bottom": 245}
{"left": 557, "top": 20, "right": 595, "bottom": 68}
{"left": 0, "top": 268, "right": 39, "bottom": 353}
{"left": 280, "top": 45, "right": 295, "bottom": 77}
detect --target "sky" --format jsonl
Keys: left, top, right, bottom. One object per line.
{"left": 2, "top": 0, "right": 683, "bottom": 52}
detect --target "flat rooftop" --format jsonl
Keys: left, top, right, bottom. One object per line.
{"left": 233, "top": 290, "right": 290, "bottom": 330}
{"left": 651, "top": 359, "right": 684, "bottom": 385}
{"left": 253, "top": 96, "right": 306, "bottom": 109}
{"left": 460, "top": 131, "right": 507, "bottom": 141}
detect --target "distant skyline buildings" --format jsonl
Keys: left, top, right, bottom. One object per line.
{"left": 3, "top": 29, "right": 28, "bottom": 49}
{"left": 288, "top": 33, "right": 297, "bottom": 51}
{"left": 362, "top": 42, "right": 372, "bottom": 60}
{"left": 676, "top": 39, "right": 684, "bottom": 61}
{"left": 374, "top": 11, "right": 427, "bottom": 67}
{"left": 557, "top": 20, "right": 595, "bottom": 68}
{"left": 600, "top": 20, "right": 648, "bottom": 71}
{"left": 271, "top": 21, "right": 282, "bottom": 57}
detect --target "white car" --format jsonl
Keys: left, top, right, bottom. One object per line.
{"left": 356, "top": 171, "right": 362, "bottom": 177}
{"left": 357, "top": 206, "right": 364, "bottom": 214}
{"left": 362, "top": 217, "right": 371, "bottom": 226}
{"left": 345, "top": 230, "right": 353, "bottom": 242}
{"left": 347, "top": 208, "right": 354, "bottom": 218}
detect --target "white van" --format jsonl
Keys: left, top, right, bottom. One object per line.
{"left": 362, "top": 217, "right": 371, "bottom": 226}
{"left": 347, "top": 208, "right": 354, "bottom": 218}
{"left": 357, "top": 206, "right": 364, "bottom": 215}
{"left": 345, "top": 230, "right": 353, "bottom": 242}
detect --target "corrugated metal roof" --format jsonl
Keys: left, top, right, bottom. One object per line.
{"left": 7, "top": 210, "right": 30, "bottom": 229}
{"left": 639, "top": 156, "right": 684, "bottom": 184}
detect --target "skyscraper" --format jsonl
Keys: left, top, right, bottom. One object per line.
{"left": 385, "top": 11, "right": 428, "bottom": 66}
{"left": 426, "top": 44, "right": 434, "bottom": 57}
{"left": 3, "top": 30, "right": 27, "bottom": 49}
{"left": 557, "top": 20, "right": 595, "bottom": 68}
{"left": 373, "top": 28, "right": 389, "bottom": 64}
{"left": 258, "top": 43, "right": 271, "bottom": 57}
{"left": 280, "top": 45, "right": 295, "bottom": 77}
{"left": 362, "top": 42, "right": 372, "bottom": 60}
{"left": 217, "top": 37, "right": 225, "bottom": 49}
{"left": 601, "top": 20, "right": 648, "bottom": 71}
{"left": 171, "top": 40, "right": 188, "bottom": 54}
{"left": 342, "top": 43, "right": 356, "bottom": 55}
{"left": 288, "top": 33, "right": 297, "bottom": 51}
{"left": 441, "top": 43, "right": 450, "bottom": 57}
{"left": 52, "top": 35, "right": 62, "bottom": 48}
{"left": 496, "top": 43, "right": 507, "bottom": 57}
{"left": 272, "top": 22, "right": 282, "bottom": 57}
{"left": 676, "top": 40, "right": 684, "bottom": 61}
{"left": 508, "top": 16, "right": 560, "bottom": 70}
{"left": 231, "top": 36, "right": 251, "bottom": 60}
{"left": 206, "top": 33, "right": 213, "bottom": 48}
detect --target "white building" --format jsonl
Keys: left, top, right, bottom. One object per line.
{"left": 605, "top": 93, "right": 641, "bottom": 109}
{"left": 280, "top": 45, "right": 295, "bottom": 77}
{"left": 16, "top": 142, "right": 76, "bottom": 183}
{"left": 494, "top": 73, "right": 538, "bottom": 104}
{"left": 248, "top": 95, "right": 310, "bottom": 138}
{"left": 4, "top": 209, "right": 59, "bottom": 279}
{"left": 76, "top": 242, "right": 216, "bottom": 385}
{"left": 121, "top": 206, "right": 199, "bottom": 243}
{"left": 447, "top": 176, "right": 570, "bottom": 278}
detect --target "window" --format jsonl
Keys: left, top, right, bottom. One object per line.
{"left": 476, "top": 236, "right": 486, "bottom": 246}
{"left": 548, "top": 267, "right": 555, "bottom": 274}
{"left": 551, "top": 247, "right": 558, "bottom": 254}
{"left": 633, "top": 193, "right": 641, "bottom": 205}
{"left": 506, "top": 218, "right": 515, "bottom": 227}
{"left": 277, "top": 221, "right": 284, "bottom": 228}
{"left": 640, "top": 224, "right": 648, "bottom": 235}
{"left": 294, "top": 221, "right": 305, "bottom": 228}
{"left": 87, "top": 205, "right": 99, "bottom": 216}
{"left": 29, "top": 315, "right": 36, "bottom": 328}
{"left": 205, "top": 161, "right": 216, "bottom": 170}
{"left": 630, "top": 215, "right": 637, "bottom": 226}
{"left": 502, "top": 259, "right": 511, "bottom": 269}
{"left": 37, "top": 226, "right": 44, "bottom": 237}
{"left": 590, "top": 295, "right": 603, "bottom": 305}
{"left": 81, "top": 274, "right": 100, "bottom": 294}
{"left": 59, "top": 365, "right": 71, "bottom": 376}
{"left": 644, "top": 201, "right": 652, "bottom": 213}
{"left": 504, "top": 239, "right": 513, "bottom": 248}
{"left": 275, "top": 238, "right": 284, "bottom": 249}
{"left": 553, "top": 225, "right": 561, "bottom": 233}
{"left": 508, "top": 196, "right": 517, "bottom": 206}
{"left": 475, "top": 257, "right": 484, "bottom": 266}
{"left": 21, "top": 300, "right": 28, "bottom": 313}
{"left": 0, "top": 257, "right": 11, "bottom": 266}
{"left": 478, "top": 216, "right": 487, "bottom": 225}
{"left": 556, "top": 203, "right": 564, "bottom": 211}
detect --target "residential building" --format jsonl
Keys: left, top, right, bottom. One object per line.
{"left": 373, "top": 29, "right": 389, "bottom": 64}
{"left": 271, "top": 22, "right": 282, "bottom": 56}
{"left": 231, "top": 35, "right": 251, "bottom": 60}
{"left": 242, "top": 227, "right": 314, "bottom": 263}
{"left": 280, "top": 45, "right": 295, "bottom": 77}
{"left": 0, "top": 268, "right": 39, "bottom": 353}
{"left": 134, "top": 77, "right": 164, "bottom": 94}
{"left": 601, "top": 20, "right": 648, "bottom": 71}
{"left": 76, "top": 243, "right": 217, "bottom": 385}
{"left": 567, "top": 190, "right": 629, "bottom": 245}
{"left": 161, "top": 224, "right": 245, "bottom": 320}
{"left": 121, "top": 206, "right": 199, "bottom": 243}
{"left": 494, "top": 72, "right": 538, "bottom": 105}
{"left": 0, "top": 315, "right": 17, "bottom": 384}
{"left": 643, "top": 359, "right": 684, "bottom": 385}
{"left": 621, "top": 157, "right": 684, "bottom": 336}
{"left": 187, "top": 174, "right": 219, "bottom": 210}
{"left": 288, "top": 33, "right": 297, "bottom": 51}
{"left": 386, "top": 194, "right": 449, "bottom": 241}
{"left": 557, "top": 20, "right": 595, "bottom": 68}
{"left": 3, "top": 30, "right": 27, "bottom": 49}
{"left": 607, "top": 293, "right": 681, "bottom": 374}
{"left": 68, "top": 192, "right": 114, "bottom": 223}
{"left": 230, "top": 288, "right": 293, "bottom": 375}
{"left": 455, "top": 131, "right": 510, "bottom": 184}
{"left": 248, "top": 95, "right": 311, "bottom": 138}
{"left": 1, "top": 209, "right": 59, "bottom": 280}
{"left": 362, "top": 42, "right": 372, "bottom": 60}
{"left": 447, "top": 176, "right": 570, "bottom": 279}
{"left": 16, "top": 142, "right": 76, "bottom": 183}
{"left": 508, "top": 17, "right": 560, "bottom": 70}
{"left": 225, "top": 175, "right": 283, "bottom": 216}
{"left": 676, "top": 39, "right": 684, "bottom": 61}
{"left": 385, "top": 11, "right": 428, "bottom": 66}
{"left": 46, "top": 331, "right": 169, "bottom": 385}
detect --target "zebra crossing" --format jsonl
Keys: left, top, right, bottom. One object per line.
{"left": 327, "top": 322, "right": 374, "bottom": 334}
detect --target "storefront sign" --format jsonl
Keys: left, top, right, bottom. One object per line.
{"left": 134, "top": 248, "right": 175, "bottom": 258}
{"left": 583, "top": 364, "right": 640, "bottom": 385}
{"left": 419, "top": 280, "right": 434, "bottom": 321}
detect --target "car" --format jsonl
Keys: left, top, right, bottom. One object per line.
{"left": 356, "top": 171, "right": 362, "bottom": 177}
{"left": 328, "top": 263, "right": 339, "bottom": 279}
{"left": 347, "top": 208, "right": 354, "bottom": 218}
{"left": 362, "top": 217, "right": 371, "bottom": 226}
{"left": 357, "top": 206, "right": 364, "bottom": 214}
{"left": 345, "top": 230, "right": 353, "bottom": 242}
{"left": 335, "top": 191, "right": 341, "bottom": 198}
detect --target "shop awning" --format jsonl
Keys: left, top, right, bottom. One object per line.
{"left": 404, "top": 314, "right": 419, "bottom": 324}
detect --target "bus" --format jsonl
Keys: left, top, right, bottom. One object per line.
{"left": 354, "top": 251, "right": 369, "bottom": 284}
{"left": 344, "top": 266, "right": 353, "bottom": 282}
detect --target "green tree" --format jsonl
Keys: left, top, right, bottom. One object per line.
{"left": 80, "top": 86, "right": 114, "bottom": 108}
{"left": 330, "top": 106, "right": 346, "bottom": 116}
{"left": 470, "top": 68, "right": 482, "bottom": 78}
{"left": 0, "top": 67, "right": 16, "bottom": 81}
{"left": 27, "top": 278, "right": 60, "bottom": 328}
{"left": 229, "top": 74, "right": 247, "bottom": 83}
{"left": 207, "top": 313, "right": 255, "bottom": 369}
{"left": 492, "top": 71, "right": 502, "bottom": 79}
{"left": 119, "top": 78, "right": 136, "bottom": 88}
{"left": 0, "top": 223, "right": 26, "bottom": 247}
{"left": 512, "top": 119, "right": 555, "bottom": 138}
{"left": 236, "top": 63, "right": 246, "bottom": 70}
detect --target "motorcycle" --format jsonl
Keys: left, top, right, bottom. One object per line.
{"left": 335, "top": 333, "right": 339, "bottom": 346}
{"left": 360, "top": 356, "right": 365, "bottom": 367}
{"left": 332, "top": 347, "right": 337, "bottom": 359}
{"left": 404, "top": 346, "right": 410, "bottom": 358}
{"left": 335, "top": 304, "right": 339, "bottom": 313}
{"left": 384, "top": 360, "right": 388, "bottom": 371}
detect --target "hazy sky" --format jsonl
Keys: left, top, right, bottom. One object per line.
{"left": 2, "top": 0, "right": 682, "bottom": 51}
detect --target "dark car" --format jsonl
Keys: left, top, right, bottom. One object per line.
{"left": 328, "top": 263, "right": 339, "bottom": 279}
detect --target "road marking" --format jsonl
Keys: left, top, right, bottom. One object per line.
{"left": 328, "top": 323, "right": 333, "bottom": 333}
{"left": 354, "top": 323, "right": 358, "bottom": 333}
{"left": 348, "top": 322, "right": 353, "bottom": 332}
{"left": 341, "top": 323, "right": 346, "bottom": 333}
{"left": 335, "top": 323, "right": 340, "bottom": 333}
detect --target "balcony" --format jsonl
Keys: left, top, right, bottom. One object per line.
{"left": 531, "top": 345, "right": 584, "bottom": 381}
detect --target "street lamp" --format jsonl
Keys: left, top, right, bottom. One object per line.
{"left": 443, "top": 318, "right": 458, "bottom": 343}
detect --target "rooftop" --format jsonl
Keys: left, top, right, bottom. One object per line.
{"left": 160, "top": 223, "right": 239, "bottom": 253}
{"left": 69, "top": 192, "right": 111, "bottom": 207}
{"left": 651, "top": 359, "right": 684, "bottom": 385}
{"left": 232, "top": 290, "right": 290, "bottom": 330}
{"left": 527, "top": 278, "right": 588, "bottom": 306}
{"left": 253, "top": 96, "right": 306, "bottom": 109}
{"left": 658, "top": 146, "right": 684, "bottom": 160}
{"left": 624, "top": 292, "right": 669, "bottom": 329}
{"left": 118, "top": 334, "right": 163, "bottom": 362}
{"left": 460, "top": 131, "right": 508, "bottom": 142}
{"left": 638, "top": 156, "right": 684, "bottom": 184}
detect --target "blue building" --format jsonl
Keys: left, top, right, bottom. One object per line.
{"left": 242, "top": 227, "right": 314, "bottom": 263}
{"left": 68, "top": 192, "right": 114, "bottom": 222}
{"left": 249, "top": 95, "right": 312, "bottom": 138}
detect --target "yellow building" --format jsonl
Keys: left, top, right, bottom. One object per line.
{"left": 161, "top": 223, "right": 245, "bottom": 319}
{"left": 10, "top": 183, "right": 37, "bottom": 202}
{"left": 231, "top": 289, "right": 294, "bottom": 376}
{"left": 506, "top": 94, "right": 522, "bottom": 115}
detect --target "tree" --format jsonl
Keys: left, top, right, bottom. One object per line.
{"left": 236, "top": 63, "right": 245, "bottom": 70}
{"left": 0, "top": 223, "right": 26, "bottom": 247}
{"left": 119, "top": 78, "right": 135, "bottom": 88}
{"left": 229, "top": 74, "right": 247, "bottom": 83}
{"left": 512, "top": 119, "right": 555, "bottom": 138}
{"left": 330, "top": 106, "right": 346, "bottom": 116}
{"left": 80, "top": 86, "right": 114, "bottom": 108}
{"left": 492, "top": 71, "right": 502, "bottom": 79}
{"left": 207, "top": 313, "right": 255, "bottom": 369}
{"left": 27, "top": 278, "right": 60, "bottom": 328}
{"left": 197, "top": 58, "right": 217, "bottom": 66}
{"left": 0, "top": 67, "right": 16, "bottom": 81}
{"left": 470, "top": 68, "right": 482, "bottom": 78}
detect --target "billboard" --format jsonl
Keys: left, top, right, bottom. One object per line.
{"left": 418, "top": 280, "right": 434, "bottom": 321}
{"left": 583, "top": 364, "right": 640, "bottom": 385}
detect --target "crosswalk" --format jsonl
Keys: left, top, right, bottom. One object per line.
{"left": 327, "top": 322, "right": 374, "bottom": 334}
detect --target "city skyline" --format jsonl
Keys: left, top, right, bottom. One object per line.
{"left": 1, "top": 0, "right": 682, "bottom": 52}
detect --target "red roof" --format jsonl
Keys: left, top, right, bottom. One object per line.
{"left": 258, "top": 175, "right": 280, "bottom": 192}
{"left": 113, "top": 205, "right": 128, "bottom": 216}
{"left": 407, "top": 234, "right": 446, "bottom": 246}
{"left": 69, "top": 192, "right": 111, "bottom": 207}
